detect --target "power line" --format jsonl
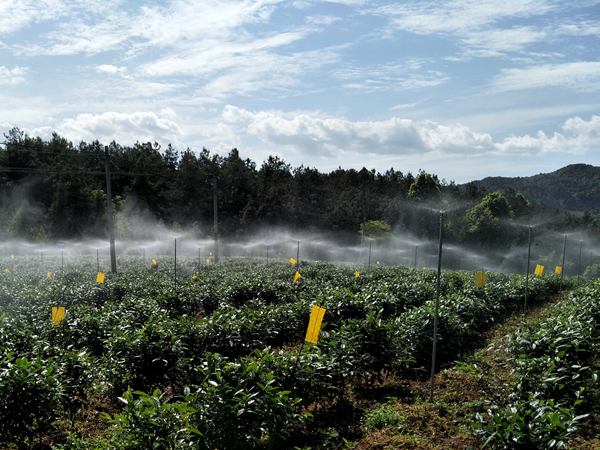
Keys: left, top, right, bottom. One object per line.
{"left": 0, "top": 166, "right": 182, "bottom": 178}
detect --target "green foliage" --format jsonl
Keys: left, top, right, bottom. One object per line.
{"left": 363, "top": 402, "right": 406, "bottom": 432}
{"left": 0, "top": 355, "right": 62, "bottom": 447}
{"left": 583, "top": 263, "right": 600, "bottom": 279}
{"left": 0, "top": 259, "right": 575, "bottom": 448}
{"left": 464, "top": 192, "right": 514, "bottom": 247}
{"left": 189, "top": 353, "right": 306, "bottom": 448}
{"left": 475, "top": 281, "right": 600, "bottom": 448}
{"left": 474, "top": 163, "right": 600, "bottom": 214}
{"left": 407, "top": 170, "right": 441, "bottom": 202}
{"left": 360, "top": 219, "right": 392, "bottom": 240}
{"left": 104, "top": 388, "right": 199, "bottom": 449}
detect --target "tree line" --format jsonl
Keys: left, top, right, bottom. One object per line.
{"left": 1, "top": 128, "right": 598, "bottom": 252}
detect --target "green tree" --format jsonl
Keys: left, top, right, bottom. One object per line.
{"left": 360, "top": 220, "right": 392, "bottom": 240}
{"left": 464, "top": 192, "right": 514, "bottom": 247}
{"left": 407, "top": 170, "right": 441, "bottom": 202}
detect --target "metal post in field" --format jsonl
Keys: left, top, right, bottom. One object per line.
{"left": 104, "top": 146, "right": 117, "bottom": 273}
{"left": 524, "top": 226, "right": 533, "bottom": 313}
{"left": 429, "top": 211, "right": 444, "bottom": 402}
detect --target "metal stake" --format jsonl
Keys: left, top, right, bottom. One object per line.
{"left": 429, "top": 211, "right": 444, "bottom": 402}
{"left": 578, "top": 240, "right": 583, "bottom": 281}
{"left": 524, "top": 226, "right": 533, "bottom": 313}
{"left": 561, "top": 234, "right": 567, "bottom": 280}
{"left": 414, "top": 245, "right": 418, "bottom": 269}
{"left": 104, "top": 146, "right": 117, "bottom": 273}
{"left": 174, "top": 238, "right": 177, "bottom": 289}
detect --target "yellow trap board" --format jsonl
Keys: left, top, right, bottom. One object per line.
{"left": 305, "top": 305, "right": 326, "bottom": 345}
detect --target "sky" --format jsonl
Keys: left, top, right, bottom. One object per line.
{"left": 0, "top": 0, "right": 599, "bottom": 183}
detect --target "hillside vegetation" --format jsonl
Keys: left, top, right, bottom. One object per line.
{"left": 470, "top": 164, "right": 600, "bottom": 214}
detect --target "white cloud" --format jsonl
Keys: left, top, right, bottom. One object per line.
{"left": 496, "top": 115, "right": 600, "bottom": 154}
{"left": 220, "top": 106, "right": 600, "bottom": 158}
{"left": 15, "top": 0, "right": 340, "bottom": 101}
{"left": 376, "top": 0, "right": 557, "bottom": 35}
{"left": 196, "top": 47, "right": 340, "bottom": 98}
{"left": 0, "top": 66, "right": 27, "bottom": 85}
{"left": 334, "top": 60, "right": 448, "bottom": 92}
{"left": 373, "top": 0, "right": 596, "bottom": 59}
{"left": 492, "top": 61, "right": 600, "bottom": 92}
{"left": 139, "top": 31, "right": 307, "bottom": 77}
{"left": 462, "top": 26, "right": 548, "bottom": 56}
{"left": 33, "top": 109, "right": 183, "bottom": 145}
{"left": 0, "top": 0, "right": 121, "bottom": 37}
{"left": 95, "top": 64, "right": 126, "bottom": 74}
{"left": 20, "top": 0, "right": 285, "bottom": 56}
{"left": 221, "top": 105, "right": 494, "bottom": 156}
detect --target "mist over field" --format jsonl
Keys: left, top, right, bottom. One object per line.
{"left": 2, "top": 1, "right": 600, "bottom": 448}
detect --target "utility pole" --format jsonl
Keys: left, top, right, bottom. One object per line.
{"left": 104, "top": 146, "right": 117, "bottom": 273}
{"left": 429, "top": 211, "right": 444, "bottom": 402}
{"left": 524, "top": 226, "right": 532, "bottom": 313}
{"left": 212, "top": 178, "right": 219, "bottom": 263}
{"left": 414, "top": 245, "right": 418, "bottom": 269}
{"left": 174, "top": 238, "right": 177, "bottom": 289}
{"left": 561, "top": 234, "right": 567, "bottom": 279}
{"left": 578, "top": 240, "right": 583, "bottom": 281}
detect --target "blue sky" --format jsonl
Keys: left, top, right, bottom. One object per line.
{"left": 1, "top": 0, "right": 599, "bottom": 182}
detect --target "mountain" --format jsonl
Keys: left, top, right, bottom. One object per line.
{"left": 468, "top": 164, "right": 600, "bottom": 214}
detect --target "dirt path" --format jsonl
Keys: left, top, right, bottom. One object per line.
{"left": 352, "top": 292, "right": 571, "bottom": 450}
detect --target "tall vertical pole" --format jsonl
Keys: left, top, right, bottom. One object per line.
{"left": 414, "top": 245, "right": 418, "bottom": 269}
{"left": 368, "top": 240, "right": 372, "bottom": 268}
{"left": 212, "top": 179, "right": 219, "bottom": 264}
{"left": 198, "top": 247, "right": 201, "bottom": 269}
{"left": 104, "top": 146, "right": 117, "bottom": 273}
{"left": 429, "top": 211, "right": 444, "bottom": 402}
{"left": 96, "top": 248, "right": 100, "bottom": 273}
{"left": 524, "top": 226, "right": 532, "bottom": 313}
{"left": 61, "top": 250, "right": 64, "bottom": 272}
{"left": 296, "top": 240, "right": 300, "bottom": 269}
{"left": 266, "top": 245, "right": 270, "bottom": 264}
{"left": 561, "top": 234, "right": 567, "bottom": 279}
{"left": 174, "top": 238, "right": 177, "bottom": 289}
{"left": 578, "top": 240, "right": 583, "bottom": 281}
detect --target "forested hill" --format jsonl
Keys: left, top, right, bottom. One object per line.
{"left": 1, "top": 128, "right": 599, "bottom": 246}
{"left": 470, "top": 164, "right": 600, "bottom": 214}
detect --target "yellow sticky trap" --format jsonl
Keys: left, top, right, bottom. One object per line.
{"left": 151, "top": 258, "right": 158, "bottom": 266}
{"left": 534, "top": 264, "right": 545, "bottom": 277}
{"left": 354, "top": 271, "right": 360, "bottom": 279}
{"left": 289, "top": 257, "right": 296, "bottom": 265}
{"left": 96, "top": 272, "right": 105, "bottom": 284}
{"left": 554, "top": 265, "right": 562, "bottom": 275}
{"left": 191, "top": 272, "right": 199, "bottom": 282}
{"left": 293, "top": 271, "right": 302, "bottom": 283}
{"left": 3, "top": 266, "right": 11, "bottom": 273}
{"left": 305, "top": 305, "right": 326, "bottom": 344}
{"left": 47, "top": 272, "right": 54, "bottom": 280}
{"left": 51, "top": 306, "right": 66, "bottom": 326}
{"left": 475, "top": 271, "right": 487, "bottom": 288}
